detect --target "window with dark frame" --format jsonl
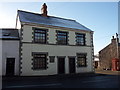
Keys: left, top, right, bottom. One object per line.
{"left": 34, "top": 28, "right": 47, "bottom": 43}
{"left": 76, "top": 33, "right": 85, "bottom": 46}
{"left": 57, "top": 31, "right": 68, "bottom": 45}
{"left": 33, "top": 53, "right": 47, "bottom": 70}
{"left": 77, "top": 53, "right": 87, "bottom": 67}
{"left": 49, "top": 56, "right": 55, "bottom": 63}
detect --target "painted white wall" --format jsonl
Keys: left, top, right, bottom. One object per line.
{"left": 2, "top": 40, "right": 19, "bottom": 76}
{"left": 69, "top": 31, "right": 75, "bottom": 45}
{"left": 21, "top": 44, "right": 93, "bottom": 76}
{"left": 22, "top": 25, "right": 92, "bottom": 46}
{"left": 48, "top": 29, "right": 56, "bottom": 44}
{"left": 0, "top": 37, "right": 2, "bottom": 89}
{"left": 0, "top": 40, "right": 2, "bottom": 90}
{"left": 20, "top": 24, "right": 94, "bottom": 76}
{"left": 0, "top": 40, "right": 2, "bottom": 76}
{"left": 22, "top": 25, "right": 33, "bottom": 42}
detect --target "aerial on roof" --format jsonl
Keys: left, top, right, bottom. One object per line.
{"left": 0, "top": 28, "right": 19, "bottom": 40}
{"left": 18, "top": 10, "right": 92, "bottom": 32}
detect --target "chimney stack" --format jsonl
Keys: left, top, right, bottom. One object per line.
{"left": 111, "top": 36, "right": 116, "bottom": 44}
{"left": 111, "top": 35, "right": 119, "bottom": 44}
{"left": 41, "top": 3, "right": 48, "bottom": 17}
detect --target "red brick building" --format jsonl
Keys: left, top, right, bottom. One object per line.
{"left": 99, "top": 35, "right": 120, "bottom": 70}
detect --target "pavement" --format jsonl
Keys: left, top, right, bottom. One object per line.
{"left": 95, "top": 69, "right": 120, "bottom": 75}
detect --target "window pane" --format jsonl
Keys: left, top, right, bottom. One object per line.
{"left": 57, "top": 31, "right": 68, "bottom": 45}
{"left": 33, "top": 54, "right": 46, "bottom": 69}
{"left": 77, "top": 54, "right": 87, "bottom": 67}
{"left": 49, "top": 56, "right": 55, "bottom": 63}
{"left": 34, "top": 29, "right": 46, "bottom": 43}
{"left": 76, "top": 33, "right": 85, "bottom": 45}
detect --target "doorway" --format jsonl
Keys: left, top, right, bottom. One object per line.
{"left": 69, "top": 57, "right": 76, "bottom": 73}
{"left": 58, "top": 57, "right": 65, "bottom": 74}
{"left": 6, "top": 58, "right": 15, "bottom": 76}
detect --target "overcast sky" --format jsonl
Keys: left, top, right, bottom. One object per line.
{"left": 0, "top": 2, "right": 118, "bottom": 54}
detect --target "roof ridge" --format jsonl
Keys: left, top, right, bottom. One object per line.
{"left": 18, "top": 10, "right": 76, "bottom": 21}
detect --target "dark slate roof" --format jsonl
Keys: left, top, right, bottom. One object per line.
{"left": 18, "top": 10, "right": 92, "bottom": 32}
{"left": 0, "top": 28, "right": 19, "bottom": 40}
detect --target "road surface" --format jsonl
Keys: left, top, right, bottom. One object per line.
{"left": 2, "top": 74, "right": 120, "bottom": 89}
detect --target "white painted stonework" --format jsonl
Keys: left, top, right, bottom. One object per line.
{"left": 0, "top": 40, "right": 2, "bottom": 76}
{"left": 2, "top": 40, "right": 19, "bottom": 76}
{"left": 20, "top": 24, "right": 94, "bottom": 76}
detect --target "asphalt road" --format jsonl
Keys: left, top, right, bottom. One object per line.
{"left": 2, "top": 74, "right": 120, "bottom": 89}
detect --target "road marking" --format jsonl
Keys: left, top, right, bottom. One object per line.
{"left": 5, "top": 83, "right": 62, "bottom": 88}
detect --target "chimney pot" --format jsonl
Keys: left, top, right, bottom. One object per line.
{"left": 112, "top": 36, "right": 114, "bottom": 39}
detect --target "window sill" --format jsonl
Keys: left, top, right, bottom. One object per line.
{"left": 32, "top": 68, "right": 47, "bottom": 71}
{"left": 22, "top": 42, "right": 91, "bottom": 47}
{"left": 76, "top": 44, "right": 86, "bottom": 46}
{"left": 77, "top": 66, "right": 87, "bottom": 68}
{"left": 33, "top": 42, "right": 47, "bottom": 44}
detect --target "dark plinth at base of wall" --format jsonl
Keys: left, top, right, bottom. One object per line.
{"left": 2, "top": 72, "right": 95, "bottom": 79}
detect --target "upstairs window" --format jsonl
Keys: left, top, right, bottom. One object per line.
{"left": 77, "top": 53, "right": 87, "bottom": 67}
{"left": 57, "top": 31, "right": 68, "bottom": 45}
{"left": 76, "top": 33, "right": 85, "bottom": 46}
{"left": 3, "top": 33, "right": 10, "bottom": 36}
{"left": 34, "top": 28, "right": 47, "bottom": 43}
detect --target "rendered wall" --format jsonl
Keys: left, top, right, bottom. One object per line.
{"left": 20, "top": 24, "right": 94, "bottom": 76}
{"left": 0, "top": 40, "right": 2, "bottom": 89}
{"left": 2, "top": 40, "right": 19, "bottom": 75}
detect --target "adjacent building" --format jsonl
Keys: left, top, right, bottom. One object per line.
{"left": 16, "top": 3, "right": 94, "bottom": 76}
{"left": 0, "top": 29, "right": 20, "bottom": 76}
{"left": 99, "top": 35, "right": 120, "bottom": 70}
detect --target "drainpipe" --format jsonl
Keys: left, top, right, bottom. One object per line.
{"left": 116, "top": 33, "right": 120, "bottom": 71}
{"left": 116, "top": 33, "right": 119, "bottom": 59}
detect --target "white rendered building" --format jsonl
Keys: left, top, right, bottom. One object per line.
{"left": 16, "top": 3, "right": 94, "bottom": 76}
{"left": 0, "top": 29, "right": 20, "bottom": 76}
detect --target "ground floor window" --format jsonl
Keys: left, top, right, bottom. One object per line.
{"left": 77, "top": 53, "right": 87, "bottom": 67}
{"left": 49, "top": 56, "right": 55, "bottom": 63}
{"left": 32, "top": 53, "right": 47, "bottom": 70}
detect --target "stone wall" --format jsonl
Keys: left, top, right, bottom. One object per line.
{"left": 99, "top": 38, "right": 119, "bottom": 70}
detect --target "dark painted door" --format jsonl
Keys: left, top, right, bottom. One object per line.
{"left": 69, "top": 57, "right": 75, "bottom": 73}
{"left": 6, "top": 58, "right": 15, "bottom": 76}
{"left": 58, "top": 57, "right": 65, "bottom": 74}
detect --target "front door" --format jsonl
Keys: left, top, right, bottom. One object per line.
{"left": 58, "top": 57, "right": 65, "bottom": 74}
{"left": 6, "top": 58, "right": 15, "bottom": 76}
{"left": 69, "top": 57, "right": 75, "bottom": 73}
